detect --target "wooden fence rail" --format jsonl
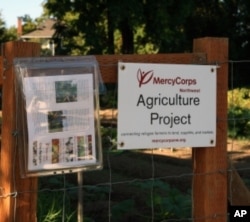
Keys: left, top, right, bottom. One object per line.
{"left": 0, "top": 37, "right": 228, "bottom": 221}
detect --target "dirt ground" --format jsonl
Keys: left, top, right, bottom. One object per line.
{"left": 143, "top": 139, "right": 250, "bottom": 162}
{"left": 82, "top": 110, "right": 250, "bottom": 220}
{"left": 83, "top": 137, "right": 250, "bottom": 221}
{"left": 99, "top": 109, "right": 250, "bottom": 187}
{"left": 100, "top": 109, "right": 250, "bottom": 169}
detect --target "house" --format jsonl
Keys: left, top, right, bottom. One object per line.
{"left": 19, "top": 18, "right": 57, "bottom": 56}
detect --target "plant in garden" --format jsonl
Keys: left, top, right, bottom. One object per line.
{"left": 38, "top": 176, "right": 77, "bottom": 222}
{"left": 101, "top": 126, "right": 117, "bottom": 148}
{"left": 111, "top": 199, "right": 136, "bottom": 221}
{"left": 37, "top": 190, "right": 76, "bottom": 222}
{"left": 228, "top": 88, "right": 250, "bottom": 138}
{"left": 131, "top": 179, "right": 191, "bottom": 220}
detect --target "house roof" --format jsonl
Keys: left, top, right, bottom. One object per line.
{"left": 21, "top": 19, "right": 56, "bottom": 39}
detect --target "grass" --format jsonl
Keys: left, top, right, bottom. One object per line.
{"left": 38, "top": 149, "right": 192, "bottom": 221}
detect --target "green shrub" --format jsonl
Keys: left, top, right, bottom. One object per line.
{"left": 228, "top": 88, "right": 250, "bottom": 138}
{"left": 132, "top": 179, "right": 191, "bottom": 220}
{"left": 37, "top": 176, "right": 77, "bottom": 222}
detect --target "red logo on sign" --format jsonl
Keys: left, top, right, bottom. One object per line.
{"left": 137, "top": 69, "right": 154, "bottom": 87}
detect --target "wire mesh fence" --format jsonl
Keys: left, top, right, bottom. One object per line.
{"left": 2, "top": 59, "right": 250, "bottom": 221}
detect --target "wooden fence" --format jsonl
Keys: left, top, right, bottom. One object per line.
{"left": 0, "top": 37, "right": 228, "bottom": 221}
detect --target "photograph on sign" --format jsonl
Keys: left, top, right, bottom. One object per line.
{"left": 24, "top": 74, "right": 96, "bottom": 170}
{"left": 14, "top": 56, "right": 102, "bottom": 177}
{"left": 117, "top": 62, "right": 217, "bottom": 150}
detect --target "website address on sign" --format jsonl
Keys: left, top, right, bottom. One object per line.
{"left": 152, "top": 138, "right": 186, "bottom": 143}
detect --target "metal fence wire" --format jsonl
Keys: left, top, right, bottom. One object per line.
{"left": 2, "top": 59, "right": 250, "bottom": 222}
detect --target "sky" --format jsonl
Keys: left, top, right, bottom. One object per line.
{"left": 0, "top": 0, "right": 44, "bottom": 28}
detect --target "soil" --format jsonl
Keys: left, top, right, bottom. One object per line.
{"left": 99, "top": 109, "right": 250, "bottom": 175}
{"left": 98, "top": 109, "right": 250, "bottom": 185}
{"left": 81, "top": 110, "right": 250, "bottom": 221}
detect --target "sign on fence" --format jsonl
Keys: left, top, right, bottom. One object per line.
{"left": 14, "top": 56, "right": 103, "bottom": 176}
{"left": 117, "top": 62, "right": 217, "bottom": 149}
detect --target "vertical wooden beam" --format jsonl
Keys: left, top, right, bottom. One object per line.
{"left": 0, "top": 41, "right": 40, "bottom": 222}
{"left": 0, "top": 57, "right": 3, "bottom": 86}
{"left": 192, "top": 37, "right": 228, "bottom": 221}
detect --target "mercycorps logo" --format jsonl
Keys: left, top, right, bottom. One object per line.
{"left": 137, "top": 69, "right": 154, "bottom": 87}
{"left": 137, "top": 68, "right": 197, "bottom": 87}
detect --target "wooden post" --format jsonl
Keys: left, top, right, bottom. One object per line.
{"left": 0, "top": 41, "right": 40, "bottom": 222}
{"left": 192, "top": 37, "right": 228, "bottom": 221}
{"left": 0, "top": 57, "right": 3, "bottom": 86}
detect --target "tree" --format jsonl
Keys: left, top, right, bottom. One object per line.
{"left": 0, "top": 12, "right": 17, "bottom": 43}
{"left": 184, "top": 0, "right": 250, "bottom": 60}
{"left": 0, "top": 12, "right": 40, "bottom": 44}
{"left": 142, "top": 0, "right": 193, "bottom": 53}
{"left": 4, "top": 26, "right": 17, "bottom": 41}
{"left": 22, "top": 14, "right": 37, "bottom": 34}
{"left": 44, "top": 0, "right": 194, "bottom": 55}
{"left": 0, "top": 11, "right": 6, "bottom": 42}
{"left": 44, "top": 0, "right": 250, "bottom": 63}
{"left": 224, "top": 0, "right": 250, "bottom": 60}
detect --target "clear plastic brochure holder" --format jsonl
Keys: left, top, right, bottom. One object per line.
{"left": 14, "top": 56, "right": 103, "bottom": 177}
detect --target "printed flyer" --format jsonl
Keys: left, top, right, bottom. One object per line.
{"left": 118, "top": 62, "right": 217, "bottom": 149}
{"left": 23, "top": 74, "right": 96, "bottom": 171}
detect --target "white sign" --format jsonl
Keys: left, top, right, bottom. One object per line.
{"left": 117, "top": 62, "right": 217, "bottom": 149}
{"left": 24, "top": 74, "right": 96, "bottom": 171}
